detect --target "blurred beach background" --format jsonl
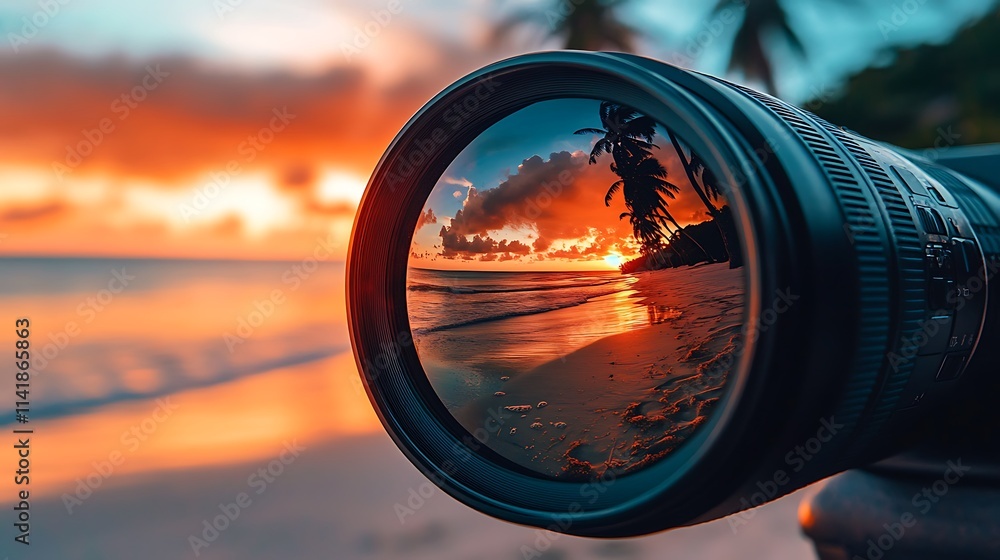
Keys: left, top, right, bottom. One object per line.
{"left": 2, "top": 0, "right": 1000, "bottom": 558}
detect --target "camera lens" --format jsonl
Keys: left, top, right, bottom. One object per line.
{"left": 348, "top": 51, "right": 1000, "bottom": 536}
{"left": 406, "top": 97, "right": 746, "bottom": 480}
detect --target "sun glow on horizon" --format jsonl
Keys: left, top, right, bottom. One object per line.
{"left": 317, "top": 170, "right": 367, "bottom": 206}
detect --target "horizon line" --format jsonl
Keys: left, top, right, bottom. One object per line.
{"left": 410, "top": 265, "right": 623, "bottom": 274}
{"left": 0, "top": 254, "right": 347, "bottom": 265}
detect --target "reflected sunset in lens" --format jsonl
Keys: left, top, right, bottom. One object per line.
{"left": 407, "top": 98, "right": 746, "bottom": 479}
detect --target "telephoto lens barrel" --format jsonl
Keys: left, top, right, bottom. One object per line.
{"left": 347, "top": 51, "right": 1000, "bottom": 537}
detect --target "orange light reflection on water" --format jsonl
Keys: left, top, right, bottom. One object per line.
{"left": 1, "top": 352, "right": 379, "bottom": 503}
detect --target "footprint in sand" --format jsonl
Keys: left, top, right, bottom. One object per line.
{"left": 504, "top": 405, "right": 532, "bottom": 412}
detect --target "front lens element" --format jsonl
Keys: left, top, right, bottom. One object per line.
{"left": 406, "top": 98, "right": 746, "bottom": 480}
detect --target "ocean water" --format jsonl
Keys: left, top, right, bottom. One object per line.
{"left": 407, "top": 268, "right": 657, "bottom": 410}
{"left": 4, "top": 260, "right": 654, "bottom": 424}
{"left": 407, "top": 268, "right": 639, "bottom": 333}
{"left": 0, "top": 257, "right": 349, "bottom": 423}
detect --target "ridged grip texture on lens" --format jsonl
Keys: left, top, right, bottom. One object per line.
{"left": 817, "top": 122, "right": 927, "bottom": 456}
{"left": 724, "top": 83, "right": 926, "bottom": 469}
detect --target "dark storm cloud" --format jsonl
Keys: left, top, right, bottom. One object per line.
{"left": 438, "top": 227, "right": 531, "bottom": 257}
{"left": 445, "top": 150, "right": 584, "bottom": 237}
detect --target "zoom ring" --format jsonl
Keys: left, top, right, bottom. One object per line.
{"left": 726, "top": 83, "right": 924, "bottom": 472}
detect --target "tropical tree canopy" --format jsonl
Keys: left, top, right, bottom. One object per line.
{"left": 494, "top": 0, "right": 638, "bottom": 52}
{"left": 810, "top": 6, "right": 1000, "bottom": 148}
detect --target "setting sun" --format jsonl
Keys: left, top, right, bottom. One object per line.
{"left": 603, "top": 253, "right": 624, "bottom": 268}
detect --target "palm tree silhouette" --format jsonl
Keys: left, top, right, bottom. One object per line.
{"left": 620, "top": 209, "right": 693, "bottom": 265}
{"left": 619, "top": 210, "right": 660, "bottom": 250}
{"left": 577, "top": 102, "right": 715, "bottom": 264}
{"left": 496, "top": 0, "right": 836, "bottom": 97}
{"left": 666, "top": 130, "right": 742, "bottom": 267}
{"left": 622, "top": 154, "right": 714, "bottom": 260}
{"left": 713, "top": 0, "right": 801, "bottom": 94}
{"left": 709, "top": 0, "right": 861, "bottom": 95}
{"left": 574, "top": 101, "right": 657, "bottom": 164}
{"left": 607, "top": 147, "right": 714, "bottom": 263}
{"left": 493, "top": 0, "right": 637, "bottom": 51}
{"left": 690, "top": 150, "right": 723, "bottom": 204}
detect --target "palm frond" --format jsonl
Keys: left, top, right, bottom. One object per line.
{"left": 493, "top": 0, "right": 639, "bottom": 52}
{"left": 605, "top": 181, "right": 623, "bottom": 207}
{"left": 589, "top": 139, "right": 613, "bottom": 164}
{"left": 714, "top": 0, "right": 810, "bottom": 94}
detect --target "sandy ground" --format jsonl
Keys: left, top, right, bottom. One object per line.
{"left": 5, "top": 432, "right": 816, "bottom": 560}
{"left": 0, "top": 347, "right": 817, "bottom": 559}
{"left": 457, "top": 263, "right": 744, "bottom": 479}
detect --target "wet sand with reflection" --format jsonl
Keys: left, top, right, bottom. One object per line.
{"left": 454, "top": 263, "right": 744, "bottom": 479}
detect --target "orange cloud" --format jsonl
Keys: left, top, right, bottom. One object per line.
{"left": 0, "top": 51, "right": 421, "bottom": 183}
{"left": 0, "top": 200, "right": 67, "bottom": 224}
{"left": 416, "top": 208, "right": 437, "bottom": 229}
{"left": 0, "top": 47, "right": 492, "bottom": 258}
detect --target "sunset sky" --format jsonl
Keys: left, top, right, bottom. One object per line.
{"left": 409, "top": 98, "right": 711, "bottom": 270}
{"left": 0, "top": 0, "right": 992, "bottom": 261}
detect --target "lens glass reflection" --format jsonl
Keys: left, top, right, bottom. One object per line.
{"left": 407, "top": 98, "right": 745, "bottom": 480}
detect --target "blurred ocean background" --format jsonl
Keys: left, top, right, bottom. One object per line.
{"left": 0, "top": 258, "right": 348, "bottom": 422}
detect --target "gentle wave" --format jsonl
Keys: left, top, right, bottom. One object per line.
{"left": 0, "top": 257, "right": 350, "bottom": 426}
{"left": 407, "top": 279, "right": 616, "bottom": 295}
{"left": 415, "top": 287, "right": 624, "bottom": 334}
{"left": 0, "top": 343, "right": 349, "bottom": 426}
